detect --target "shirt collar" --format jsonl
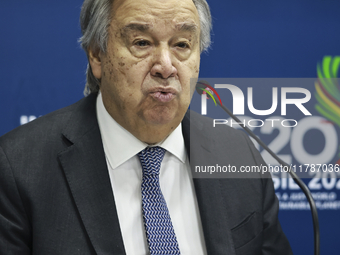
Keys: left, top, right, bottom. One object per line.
{"left": 96, "top": 92, "right": 186, "bottom": 170}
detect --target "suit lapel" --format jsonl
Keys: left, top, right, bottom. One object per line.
{"left": 58, "top": 94, "right": 125, "bottom": 255}
{"left": 182, "top": 110, "right": 236, "bottom": 255}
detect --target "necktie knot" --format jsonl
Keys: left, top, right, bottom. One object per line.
{"left": 138, "top": 146, "right": 166, "bottom": 176}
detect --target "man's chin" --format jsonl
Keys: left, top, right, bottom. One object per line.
{"left": 143, "top": 110, "right": 181, "bottom": 127}
{"left": 146, "top": 115, "right": 177, "bottom": 126}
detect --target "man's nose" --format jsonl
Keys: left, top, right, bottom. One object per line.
{"left": 150, "top": 47, "right": 177, "bottom": 79}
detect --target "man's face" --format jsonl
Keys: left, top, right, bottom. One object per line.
{"left": 90, "top": 0, "right": 200, "bottom": 143}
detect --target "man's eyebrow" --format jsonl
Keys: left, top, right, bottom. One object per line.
{"left": 176, "top": 23, "right": 199, "bottom": 33}
{"left": 122, "top": 22, "right": 198, "bottom": 34}
{"left": 122, "top": 23, "right": 151, "bottom": 33}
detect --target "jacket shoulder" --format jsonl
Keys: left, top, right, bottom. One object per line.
{"left": 0, "top": 95, "right": 93, "bottom": 153}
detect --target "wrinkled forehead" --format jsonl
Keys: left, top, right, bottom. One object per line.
{"left": 111, "top": 0, "right": 200, "bottom": 30}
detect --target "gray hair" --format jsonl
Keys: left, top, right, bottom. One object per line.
{"left": 79, "top": 0, "right": 212, "bottom": 96}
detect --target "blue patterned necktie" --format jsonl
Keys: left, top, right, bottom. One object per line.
{"left": 138, "top": 146, "right": 181, "bottom": 255}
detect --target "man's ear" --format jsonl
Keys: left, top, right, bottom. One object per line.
{"left": 88, "top": 48, "right": 102, "bottom": 79}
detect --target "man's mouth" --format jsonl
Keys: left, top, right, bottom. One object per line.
{"left": 149, "top": 87, "right": 178, "bottom": 103}
{"left": 151, "top": 91, "right": 176, "bottom": 102}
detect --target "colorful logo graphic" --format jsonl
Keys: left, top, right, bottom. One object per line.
{"left": 315, "top": 56, "right": 340, "bottom": 161}
{"left": 315, "top": 56, "right": 340, "bottom": 126}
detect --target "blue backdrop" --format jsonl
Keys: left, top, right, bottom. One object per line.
{"left": 1, "top": 0, "right": 340, "bottom": 254}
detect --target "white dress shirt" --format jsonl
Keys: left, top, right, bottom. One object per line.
{"left": 96, "top": 93, "right": 207, "bottom": 255}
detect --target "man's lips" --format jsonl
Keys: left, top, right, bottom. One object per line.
{"left": 150, "top": 91, "right": 176, "bottom": 102}
{"left": 148, "top": 87, "right": 178, "bottom": 103}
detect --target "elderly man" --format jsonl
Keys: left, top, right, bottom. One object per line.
{"left": 0, "top": 0, "right": 293, "bottom": 254}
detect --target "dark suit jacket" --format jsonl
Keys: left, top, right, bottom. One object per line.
{"left": 0, "top": 93, "right": 293, "bottom": 255}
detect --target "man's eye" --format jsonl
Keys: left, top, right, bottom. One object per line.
{"left": 176, "top": 42, "right": 189, "bottom": 49}
{"left": 135, "top": 40, "right": 149, "bottom": 47}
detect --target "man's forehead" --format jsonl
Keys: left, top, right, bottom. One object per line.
{"left": 111, "top": 0, "right": 200, "bottom": 28}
